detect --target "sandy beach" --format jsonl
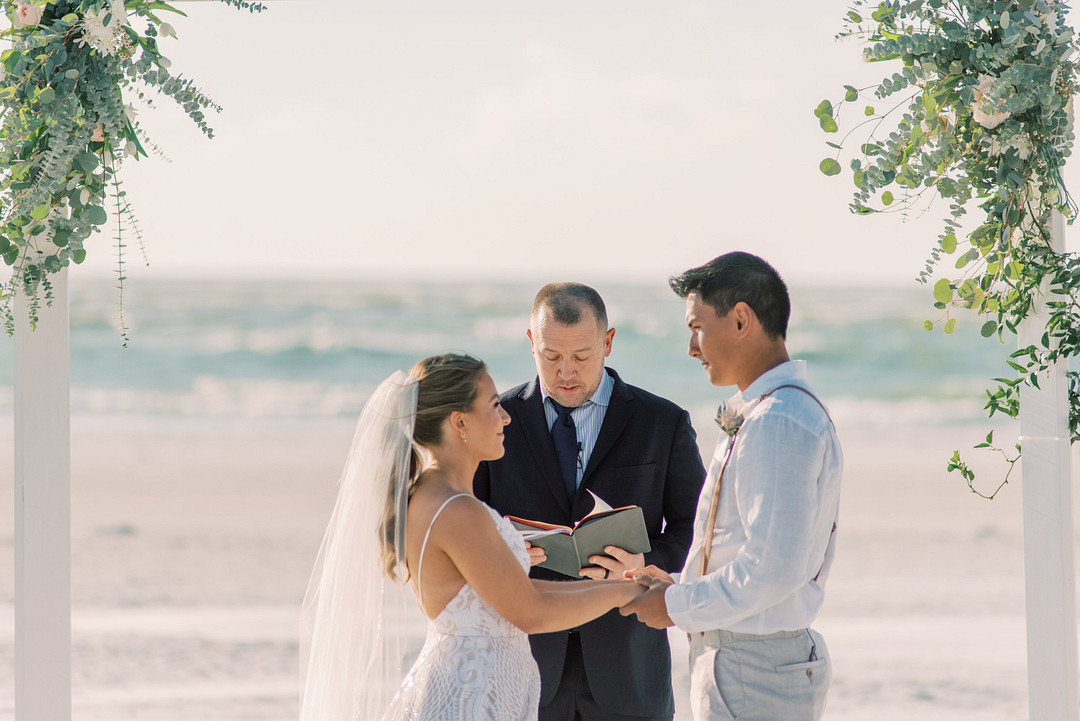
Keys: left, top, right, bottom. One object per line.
{"left": 0, "top": 407, "right": 1062, "bottom": 720}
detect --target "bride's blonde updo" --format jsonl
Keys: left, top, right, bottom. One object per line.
{"left": 380, "top": 353, "right": 488, "bottom": 578}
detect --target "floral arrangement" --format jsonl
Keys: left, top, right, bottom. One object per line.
{"left": 818, "top": 0, "right": 1080, "bottom": 494}
{"left": 0, "top": 0, "right": 264, "bottom": 334}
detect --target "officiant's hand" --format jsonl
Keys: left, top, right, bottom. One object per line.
{"left": 619, "top": 574, "right": 674, "bottom": 629}
{"left": 524, "top": 541, "right": 547, "bottom": 567}
{"left": 579, "top": 545, "right": 644, "bottom": 580}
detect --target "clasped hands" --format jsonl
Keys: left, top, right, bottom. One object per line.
{"left": 525, "top": 541, "right": 674, "bottom": 628}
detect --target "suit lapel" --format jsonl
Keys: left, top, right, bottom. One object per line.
{"left": 516, "top": 379, "right": 573, "bottom": 518}
{"left": 580, "top": 369, "right": 634, "bottom": 486}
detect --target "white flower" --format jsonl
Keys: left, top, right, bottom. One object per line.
{"left": 124, "top": 103, "right": 137, "bottom": 122}
{"left": 157, "top": 56, "right": 172, "bottom": 69}
{"left": 79, "top": 189, "right": 90, "bottom": 205}
{"left": 0, "top": 67, "right": 6, "bottom": 83}
{"left": 715, "top": 398, "right": 746, "bottom": 437}
{"left": 124, "top": 140, "right": 137, "bottom": 158}
{"left": 78, "top": 0, "right": 129, "bottom": 57}
{"left": 158, "top": 21, "right": 176, "bottom": 38}
{"left": 13, "top": 3, "right": 42, "bottom": 28}
{"left": 972, "top": 74, "right": 1011, "bottom": 129}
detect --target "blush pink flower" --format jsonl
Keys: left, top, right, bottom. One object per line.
{"left": 13, "top": 3, "right": 42, "bottom": 28}
{"left": 972, "top": 75, "right": 1011, "bottom": 130}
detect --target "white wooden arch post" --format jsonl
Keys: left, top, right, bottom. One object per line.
{"left": 14, "top": 270, "right": 71, "bottom": 721}
{"left": 10, "top": 3, "right": 275, "bottom": 720}
{"left": 1019, "top": 210, "right": 1079, "bottom": 721}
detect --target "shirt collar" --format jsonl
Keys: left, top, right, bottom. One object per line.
{"left": 736, "top": 360, "right": 807, "bottom": 404}
{"left": 540, "top": 367, "right": 614, "bottom": 409}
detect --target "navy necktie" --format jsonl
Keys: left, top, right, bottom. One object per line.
{"left": 549, "top": 399, "right": 579, "bottom": 501}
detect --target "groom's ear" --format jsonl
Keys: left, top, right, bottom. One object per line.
{"left": 732, "top": 302, "right": 754, "bottom": 336}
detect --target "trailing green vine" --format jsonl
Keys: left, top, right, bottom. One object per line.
{"left": 818, "top": 0, "right": 1080, "bottom": 493}
{"left": 0, "top": 0, "right": 265, "bottom": 333}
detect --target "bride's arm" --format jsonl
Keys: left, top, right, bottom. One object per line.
{"left": 433, "top": 498, "right": 641, "bottom": 635}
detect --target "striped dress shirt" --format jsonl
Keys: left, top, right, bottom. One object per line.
{"left": 540, "top": 369, "right": 614, "bottom": 488}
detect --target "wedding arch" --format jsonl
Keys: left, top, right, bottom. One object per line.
{"left": 4, "top": 1, "right": 265, "bottom": 719}
{"left": 9, "top": 1, "right": 1080, "bottom": 720}
{"left": 819, "top": 1, "right": 1079, "bottom": 718}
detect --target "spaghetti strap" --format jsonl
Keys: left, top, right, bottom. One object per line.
{"left": 416, "top": 492, "right": 473, "bottom": 611}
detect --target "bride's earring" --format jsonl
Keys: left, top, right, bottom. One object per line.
{"left": 460, "top": 432, "right": 467, "bottom": 443}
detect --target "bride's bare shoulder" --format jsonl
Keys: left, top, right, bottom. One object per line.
{"left": 407, "top": 472, "right": 489, "bottom": 532}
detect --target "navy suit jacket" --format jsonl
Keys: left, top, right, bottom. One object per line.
{"left": 474, "top": 368, "right": 706, "bottom": 717}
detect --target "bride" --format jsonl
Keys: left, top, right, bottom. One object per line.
{"left": 300, "top": 353, "right": 641, "bottom": 721}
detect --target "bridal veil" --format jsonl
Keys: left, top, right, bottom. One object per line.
{"left": 300, "top": 371, "right": 418, "bottom": 721}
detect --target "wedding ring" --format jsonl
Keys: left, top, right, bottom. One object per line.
{"left": 603, "top": 568, "right": 609, "bottom": 579}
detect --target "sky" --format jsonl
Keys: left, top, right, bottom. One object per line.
{"left": 69, "top": 0, "right": 1080, "bottom": 288}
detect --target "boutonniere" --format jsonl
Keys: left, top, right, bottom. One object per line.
{"left": 715, "top": 399, "right": 745, "bottom": 437}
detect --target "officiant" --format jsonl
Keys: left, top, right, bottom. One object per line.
{"left": 474, "top": 282, "right": 706, "bottom": 721}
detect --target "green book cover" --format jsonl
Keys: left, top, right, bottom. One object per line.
{"left": 508, "top": 491, "right": 652, "bottom": 578}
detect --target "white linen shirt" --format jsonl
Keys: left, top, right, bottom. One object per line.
{"left": 665, "top": 360, "right": 843, "bottom": 635}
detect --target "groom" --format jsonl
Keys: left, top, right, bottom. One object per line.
{"left": 621, "top": 252, "right": 843, "bottom": 720}
{"left": 475, "top": 282, "right": 706, "bottom": 721}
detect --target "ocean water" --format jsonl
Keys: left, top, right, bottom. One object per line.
{"left": 0, "top": 275, "right": 1015, "bottom": 431}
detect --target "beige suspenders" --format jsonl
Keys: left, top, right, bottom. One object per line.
{"left": 699, "top": 384, "right": 837, "bottom": 576}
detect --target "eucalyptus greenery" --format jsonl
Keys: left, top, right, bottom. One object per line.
{"left": 818, "top": 0, "right": 1080, "bottom": 496}
{"left": 0, "top": 0, "right": 264, "bottom": 336}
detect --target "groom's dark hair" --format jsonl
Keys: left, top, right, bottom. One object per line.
{"left": 669, "top": 252, "right": 790, "bottom": 340}
{"left": 532, "top": 282, "right": 608, "bottom": 330}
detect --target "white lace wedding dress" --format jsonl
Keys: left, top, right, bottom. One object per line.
{"left": 382, "top": 494, "right": 542, "bottom": 721}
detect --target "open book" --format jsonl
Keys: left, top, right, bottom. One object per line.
{"left": 507, "top": 491, "right": 651, "bottom": 578}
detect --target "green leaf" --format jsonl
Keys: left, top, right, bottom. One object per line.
{"left": 814, "top": 99, "right": 833, "bottom": 118}
{"left": 84, "top": 206, "right": 107, "bottom": 226}
{"left": 36, "top": 87, "right": 55, "bottom": 105}
{"left": 864, "top": 105, "right": 875, "bottom": 116}
{"left": 923, "top": 320, "right": 934, "bottom": 331}
{"left": 956, "top": 248, "right": 979, "bottom": 269}
{"left": 30, "top": 204, "right": 49, "bottom": 221}
{"left": 881, "top": 191, "right": 894, "bottom": 206}
{"left": 940, "top": 234, "right": 956, "bottom": 253}
{"left": 944, "top": 318, "right": 957, "bottom": 334}
{"left": 145, "top": 2, "right": 189, "bottom": 16}
{"left": 933, "top": 278, "right": 953, "bottom": 303}
{"left": 2, "top": 51, "right": 22, "bottom": 74}
{"left": 981, "top": 320, "right": 998, "bottom": 337}
{"left": 847, "top": 10, "right": 863, "bottom": 22}
{"left": 52, "top": 229, "right": 71, "bottom": 247}
{"left": 73, "top": 249, "right": 87, "bottom": 264}
{"left": 843, "top": 85, "right": 859, "bottom": 102}
{"left": 75, "top": 152, "right": 99, "bottom": 174}
{"left": 819, "top": 115, "right": 838, "bottom": 133}
{"left": 819, "top": 158, "right": 842, "bottom": 176}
